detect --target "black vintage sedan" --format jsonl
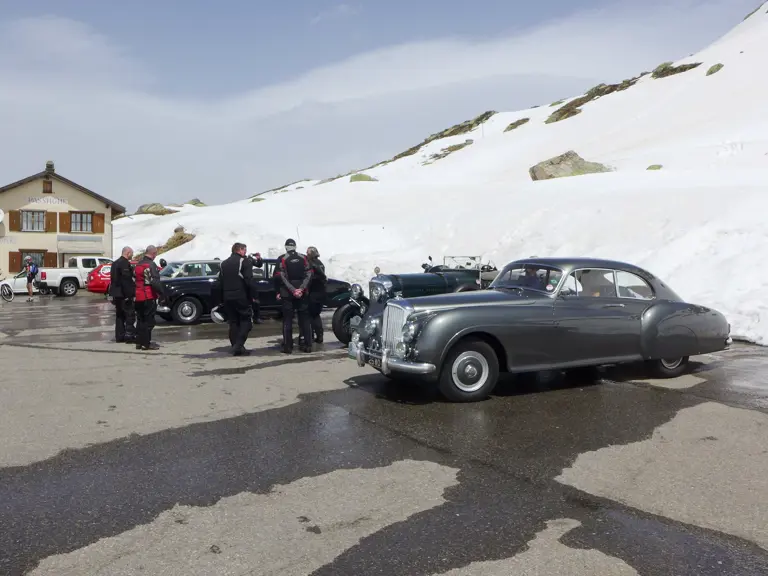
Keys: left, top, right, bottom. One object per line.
{"left": 156, "top": 257, "right": 352, "bottom": 324}
{"left": 349, "top": 257, "right": 731, "bottom": 402}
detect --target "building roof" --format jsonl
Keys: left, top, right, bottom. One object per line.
{"left": 0, "top": 162, "right": 126, "bottom": 215}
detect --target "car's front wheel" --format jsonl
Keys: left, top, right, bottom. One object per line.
{"left": 172, "top": 296, "right": 202, "bottom": 324}
{"left": 332, "top": 302, "right": 363, "bottom": 345}
{"left": 646, "top": 356, "right": 689, "bottom": 378}
{"left": 438, "top": 337, "right": 499, "bottom": 402}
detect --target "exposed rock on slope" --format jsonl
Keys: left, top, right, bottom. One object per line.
{"left": 504, "top": 118, "right": 530, "bottom": 132}
{"left": 422, "top": 139, "right": 473, "bottom": 165}
{"left": 529, "top": 151, "right": 612, "bottom": 181}
{"left": 651, "top": 61, "right": 702, "bottom": 79}
{"left": 707, "top": 63, "right": 724, "bottom": 76}
{"left": 350, "top": 173, "right": 378, "bottom": 182}
{"left": 391, "top": 110, "right": 496, "bottom": 161}
{"left": 546, "top": 77, "right": 643, "bottom": 124}
{"left": 136, "top": 203, "right": 178, "bottom": 216}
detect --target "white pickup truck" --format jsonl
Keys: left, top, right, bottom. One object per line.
{"left": 36, "top": 255, "right": 113, "bottom": 296}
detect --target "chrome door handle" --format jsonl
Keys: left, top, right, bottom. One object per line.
{"left": 602, "top": 303, "right": 625, "bottom": 308}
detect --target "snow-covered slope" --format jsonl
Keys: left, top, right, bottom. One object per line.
{"left": 114, "top": 5, "right": 768, "bottom": 344}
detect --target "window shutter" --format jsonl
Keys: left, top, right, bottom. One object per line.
{"left": 8, "top": 210, "right": 21, "bottom": 232}
{"left": 59, "top": 212, "right": 71, "bottom": 233}
{"left": 9, "top": 252, "right": 21, "bottom": 273}
{"left": 43, "top": 180, "right": 52, "bottom": 194}
{"left": 44, "top": 252, "right": 58, "bottom": 267}
{"left": 93, "top": 213, "right": 105, "bottom": 234}
{"left": 45, "top": 212, "right": 57, "bottom": 233}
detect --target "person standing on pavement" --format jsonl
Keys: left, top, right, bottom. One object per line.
{"left": 306, "top": 246, "right": 326, "bottom": 344}
{"left": 110, "top": 246, "right": 137, "bottom": 344}
{"left": 275, "top": 238, "right": 313, "bottom": 353}
{"left": 218, "top": 242, "right": 254, "bottom": 356}
{"left": 249, "top": 251, "right": 264, "bottom": 325}
{"left": 23, "top": 256, "right": 38, "bottom": 302}
{"left": 133, "top": 245, "right": 163, "bottom": 351}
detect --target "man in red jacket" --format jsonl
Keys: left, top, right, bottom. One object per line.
{"left": 134, "top": 245, "right": 163, "bottom": 351}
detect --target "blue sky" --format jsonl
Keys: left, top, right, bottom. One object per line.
{"left": 0, "top": 0, "right": 759, "bottom": 209}
{"left": 1, "top": 0, "right": 614, "bottom": 95}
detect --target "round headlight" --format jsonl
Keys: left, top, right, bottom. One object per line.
{"left": 402, "top": 322, "right": 418, "bottom": 343}
{"left": 350, "top": 283, "right": 363, "bottom": 299}
{"left": 364, "top": 316, "right": 380, "bottom": 333}
{"left": 370, "top": 284, "right": 385, "bottom": 301}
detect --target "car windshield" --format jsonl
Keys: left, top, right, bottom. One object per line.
{"left": 159, "top": 262, "right": 182, "bottom": 277}
{"left": 489, "top": 263, "right": 564, "bottom": 294}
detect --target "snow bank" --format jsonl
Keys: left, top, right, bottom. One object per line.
{"left": 114, "top": 6, "right": 768, "bottom": 344}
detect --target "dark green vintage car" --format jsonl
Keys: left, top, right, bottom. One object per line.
{"left": 331, "top": 256, "right": 498, "bottom": 344}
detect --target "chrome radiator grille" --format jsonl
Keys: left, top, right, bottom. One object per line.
{"left": 382, "top": 303, "right": 407, "bottom": 350}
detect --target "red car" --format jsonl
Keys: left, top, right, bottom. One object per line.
{"left": 86, "top": 259, "right": 167, "bottom": 295}
{"left": 86, "top": 262, "right": 133, "bottom": 295}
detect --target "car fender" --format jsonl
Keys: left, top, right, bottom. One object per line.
{"left": 640, "top": 300, "right": 701, "bottom": 359}
{"left": 413, "top": 309, "right": 509, "bottom": 369}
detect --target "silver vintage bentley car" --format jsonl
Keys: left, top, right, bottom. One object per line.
{"left": 348, "top": 257, "right": 731, "bottom": 402}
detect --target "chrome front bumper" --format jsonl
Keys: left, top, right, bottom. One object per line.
{"left": 348, "top": 340, "right": 436, "bottom": 376}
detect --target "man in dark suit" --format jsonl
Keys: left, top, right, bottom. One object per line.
{"left": 109, "top": 246, "right": 137, "bottom": 344}
{"left": 218, "top": 242, "right": 254, "bottom": 356}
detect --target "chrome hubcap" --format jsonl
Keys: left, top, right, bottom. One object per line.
{"left": 180, "top": 302, "right": 195, "bottom": 318}
{"left": 63, "top": 283, "right": 75, "bottom": 295}
{"left": 660, "top": 358, "right": 683, "bottom": 369}
{"left": 451, "top": 351, "right": 489, "bottom": 393}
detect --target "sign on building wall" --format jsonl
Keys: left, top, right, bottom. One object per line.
{"left": 0, "top": 237, "right": 18, "bottom": 244}
{"left": 27, "top": 196, "right": 69, "bottom": 204}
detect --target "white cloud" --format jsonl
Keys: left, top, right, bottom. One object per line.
{"left": 0, "top": 0, "right": 758, "bottom": 210}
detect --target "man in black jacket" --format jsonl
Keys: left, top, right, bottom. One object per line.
{"left": 275, "top": 238, "right": 313, "bottom": 353}
{"left": 109, "top": 246, "right": 137, "bottom": 344}
{"left": 218, "top": 242, "right": 254, "bottom": 356}
{"left": 306, "top": 246, "right": 326, "bottom": 344}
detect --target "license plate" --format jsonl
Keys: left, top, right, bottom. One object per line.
{"left": 368, "top": 357, "right": 382, "bottom": 369}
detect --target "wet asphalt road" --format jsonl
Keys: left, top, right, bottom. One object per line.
{"left": 1, "top": 293, "right": 767, "bottom": 575}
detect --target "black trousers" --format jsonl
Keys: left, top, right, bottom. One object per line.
{"left": 308, "top": 298, "right": 323, "bottom": 341}
{"left": 251, "top": 299, "right": 261, "bottom": 322}
{"left": 225, "top": 298, "right": 253, "bottom": 351}
{"left": 135, "top": 300, "right": 157, "bottom": 347}
{"left": 114, "top": 297, "right": 136, "bottom": 342}
{"left": 282, "top": 294, "right": 311, "bottom": 350}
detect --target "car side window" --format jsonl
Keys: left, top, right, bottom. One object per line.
{"left": 615, "top": 270, "right": 654, "bottom": 299}
{"left": 81, "top": 258, "right": 97, "bottom": 269}
{"left": 574, "top": 269, "right": 617, "bottom": 298}
{"left": 184, "top": 264, "right": 204, "bottom": 277}
{"left": 560, "top": 273, "right": 580, "bottom": 296}
{"left": 205, "top": 263, "right": 221, "bottom": 276}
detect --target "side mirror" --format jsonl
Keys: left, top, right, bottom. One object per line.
{"left": 160, "top": 259, "right": 167, "bottom": 267}
{"left": 428, "top": 256, "right": 432, "bottom": 262}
